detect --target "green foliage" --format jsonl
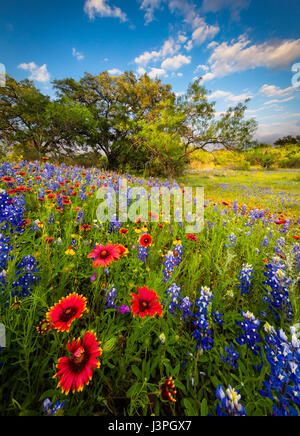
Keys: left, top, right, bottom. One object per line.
{"left": 0, "top": 72, "right": 257, "bottom": 177}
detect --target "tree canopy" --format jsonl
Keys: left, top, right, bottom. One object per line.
{"left": 0, "top": 71, "right": 257, "bottom": 176}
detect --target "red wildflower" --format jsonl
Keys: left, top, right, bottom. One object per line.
{"left": 80, "top": 224, "right": 91, "bottom": 231}
{"left": 139, "top": 234, "right": 152, "bottom": 247}
{"left": 1, "top": 176, "right": 15, "bottom": 184}
{"left": 54, "top": 331, "right": 102, "bottom": 395}
{"left": 130, "top": 286, "right": 163, "bottom": 319}
{"left": 46, "top": 293, "right": 87, "bottom": 332}
{"left": 115, "top": 244, "right": 128, "bottom": 258}
{"left": 275, "top": 219, "right": 287, "bottom": 225}
{"left": 45, "top": 237, "right": 55, "bottom": 244}
{"left": 88, "top": 244, "right": 120, "bottom": 268}
{"left": 187, "top": 234, "right": 198, "bottom": 242}
{"left": 160, "top": 377, "right": 177, "bottom": 403}
{"left": 292, "top": 236, "right": 300, "bottom": 240}
{"left": 120, "top": 228, "right": 128, "bottom": 234}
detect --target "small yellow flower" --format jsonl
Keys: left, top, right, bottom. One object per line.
{"left": 65, "top": 248, "right": 75, "bottom": 256}
{"left": 134, "top": 228, "right": 142, "bottom": 234}
{"left": 173, "top": 240, "right": 182, "bottom": 245}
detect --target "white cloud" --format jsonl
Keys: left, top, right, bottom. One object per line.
{"left": 209, "top": 89, "right": 253, "bottom": 102}
{"left": 195, "top": 64, "right": 209, "bottom": 73}
{"left": 138, "top": 0, "right": 220, "bottom": 47}
{"left": 260, "top": 84, "right": 296, "bottom": 98}
{"left": 148, "top": 67, "right": 168, "bottom": 79}
{"left": 18, "top": 62, "right": 50, "bottom": 83}
{"left": 202, "top": 35, "right": 300, "bottom": 81}
{"left": 191, "top": 19, "right": 219, "bottom": 47}
{"left": 107, "top": 68, "right": 123, "bottom": 75}
{"left": 161, "top": 54, "right": 191, "bottom": 70}
{"left": 178, "top": 32, "right": 188, "bottom": 44}
{"left": 137, "top": 67, "right": 147, "bottom": 76}
{"left": 134, "top": 36, "right": 180, "bottom": 66}
{"left": 256, "top": 119, "right": 300, "bottom": 144}
{"left": 202, "top": 0, "right": 250, "bottom": 20}
{"left": 84, "top": 0, "right": 127, "bottom": 21}
{"left": 72, "top": 48, "right": 85, "bottom": 61}
{"left": 263, "top": 96, "right": 295, "bottom": 105}
{"left": 139, "top": 0, "right": 163, "bottom": 24}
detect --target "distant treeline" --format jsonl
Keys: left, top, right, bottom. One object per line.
{"left": 190, "top": 142, "right": 300, "bottom": 170}
{"left": 0, "top": 71, "right": 258, "bottom": 177}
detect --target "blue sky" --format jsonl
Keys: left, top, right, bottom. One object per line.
{"left": 1, "top": 0, "right": 300, "bottom": 143}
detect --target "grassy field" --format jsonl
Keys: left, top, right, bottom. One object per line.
{"left": 0, "top": 161, "right": 299, "bottom": 416}
{"left": 179, "top": 169, "right": 300, "bottom": 214}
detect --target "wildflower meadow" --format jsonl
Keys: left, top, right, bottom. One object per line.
{"left": 0, "top": 159, "right": 299, "bottom": 417}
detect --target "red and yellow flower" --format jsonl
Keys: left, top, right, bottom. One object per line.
{"left": 160, "top": 377, "right": 177, "bottom": 403}
{"left": 46, "top": 293, "right": 87, "bottom": 332}
{"left": 130, "top": 286, "right": 163, "bottom": 319}
{"left": 88, "top": 244, "right": 120, "bottom": 268}
{"left": 139, "top": 234, "right": 152, "bottom": 247}
{"left": 54, "top": 331, "right": 102, "bottom": 395}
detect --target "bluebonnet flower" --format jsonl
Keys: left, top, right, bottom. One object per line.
{"left": 216, "top": 385, "right": 246, "bottom": 416}
{"left": 192, "top": 287, "right": 214, "bottom": 353}
{"left": 43, "top": 398, "right": 66, "bottom": 416}
{"left": 47, "top": 213, "right": 55, "bottom": 226}
{"left": 137, "top": 245, "right": 149, "bottom": 263}
{"left": 237, "top": 264, "right": 254, "bottom": 296}
{"left": 261, "top": 236, "right": 270, "bottom": 247}
{"left": 165, "top": 283, "right": 181, "bottom": 315}
{"left": 259, "top": 325, "right": 300, "bottom": 416}
{"left": 180, "top": 296, "right": 193, "bottom": 322}
{"left": 109, "top": 219, "right": 122, "bottom": 234}
{"left": 162, "top": 251, "right": 176, "bottom": 283}
{"left": 0, "top": 234, "right": 12, "bottom": 270}
{"left": 76, "top": 209, "right": 84, "bottom": 224}
{"left": 221, "top": 343, "right": 240, "bottom": 369}
{"left": 236, "top": 311, "right": 261, "bottom": 356}
{"left": 292, "top": 244, "right": 300, "bottom": 273}
{"left": 0, "top": 191, "right": 26, "bottom": 232}
{"left": 172, "top": 243, "right": 184, "bottom": 267}
{"left": 104, "top": 285, "right": 117, "bottom": 309}
{"left": 225, "top": 233, "right": 236, "bottom": 249}
{"left": 11, "top": 255, "right": 41, "bottom": 300}
{"left": 263, "top": 257, "right": 293, "bottom": 323}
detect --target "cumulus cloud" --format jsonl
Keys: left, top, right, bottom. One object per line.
{"left": 139, "top": 0, "right": 163, "bottom": 24}
{"left": 84, "top": 0, "right": 127, "bottom": 22}
{"left": 18, "top": 62, "right": 50, "bottom": 83}
{"left": 191, "top": 19, "right": 219, "bottom": 47}
{"left": 260, "top": 84, "right": 296, "bottom": 98}
{"left": 202, "top": 35, "right": 300, "bottom": 81}
{"left": 107, "top": 68, "right": 123, "bottom": 75}
{"left": 256, "top": 119, "right": 300, "bottom": 144}
{"left": 209, "top": 89, "right": 253, "bottom": 102}
{"left": 134, "top": 36, "right": 180, "bottom": 66}
{"left": 138, "top": 0, "right": 220, "bottom": 47}
{"left": 148, "top": 67, "right": 168, "bottom": 79}
{"left": 161, "top": 54, "right": 191, "bottom": 70}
